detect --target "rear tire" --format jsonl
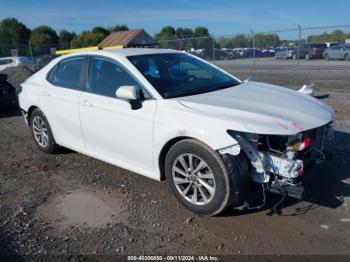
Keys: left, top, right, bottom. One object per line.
{"left": 30, "top": 108, "right": 59, "bottom": 154}
{"left": 164, "top": 139, "right": 249, "bottom": 216}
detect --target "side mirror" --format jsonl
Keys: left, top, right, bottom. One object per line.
{"left": 115, "top": 85, "right": 143, "bottom": 110}
{"left": 116, "top": 85, "right": 139, "bottom": 101}
{"left": 298, "top": 83, "right": 317, "bottom": 96}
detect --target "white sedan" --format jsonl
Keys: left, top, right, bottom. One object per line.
{"left": 19, "top": 48, "right": 335, "bottom": 215}
{"left": 0, "top": 56, "right": 34, "bottom": 71}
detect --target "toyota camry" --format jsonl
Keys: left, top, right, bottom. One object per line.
{"left": 18, "top": 48, "right": 335, "bottom": 215}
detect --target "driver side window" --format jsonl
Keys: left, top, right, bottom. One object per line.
{"left": 88, "top": 57, "right": 142, "bottom": 98}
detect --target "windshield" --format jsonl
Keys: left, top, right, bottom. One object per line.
{"left": 128, "top": 53, "right": 240, "bottom": 99}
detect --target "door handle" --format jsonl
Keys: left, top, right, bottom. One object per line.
{"left": 41, "top": 91, "right": 51, "bottom": 97}
{"left": 80, "top": 99, "right": 93, "bottom": 107}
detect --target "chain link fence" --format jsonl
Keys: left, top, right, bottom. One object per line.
{"left": 1, "top": 25, "right": 350, "bottom": 72}
{"left": 0, "top": 43, "right": 59, "bottom": 70}
{"left": 157, "top": 25, "right": 350, "bottom": 72}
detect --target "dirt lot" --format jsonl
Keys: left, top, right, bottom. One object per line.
{"left": 1, "top": 62, "right": 350, "bottom": 257}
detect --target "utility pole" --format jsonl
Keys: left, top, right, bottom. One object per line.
{"left": 297, "top": 24, "right": 302, "bottom": 68}
{"left": 251, "top": 30, "right": 256, "bottom": 72}
{"left": 212, "top": 34, "right": 215, "bottom": 63}
{"left": 29, "top": 39, "right": 34, "bottom": 63}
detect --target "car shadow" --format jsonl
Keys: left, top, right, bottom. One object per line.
{"left": 0, "top": 105, "right": 21, "bottom": 119}
{"left": 220, "top": 130, "right": 350, "bottom": 217}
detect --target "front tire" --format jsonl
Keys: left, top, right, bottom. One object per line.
{"left": 165, "top": 139, "right": 245, "bottom": 216}
{"left": 30, "top": 108, "right": 59, "bottom": 154}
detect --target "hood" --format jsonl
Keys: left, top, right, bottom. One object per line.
{"left": 176, "top": 81, "right": 334, "bottom": 135}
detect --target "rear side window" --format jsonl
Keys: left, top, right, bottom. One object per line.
{"left": 47, "top": 57, "right": 84, "bottom": 90}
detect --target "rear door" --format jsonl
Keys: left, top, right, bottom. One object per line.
{"left": 40, "top": 56, "right": 86, "bottom": 148}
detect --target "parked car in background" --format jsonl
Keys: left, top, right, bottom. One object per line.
{"left": 233, "top": 48, "right": 243, "bottom": 57}
{"left": 261, "top": 49, "right": 276, "bottom": 57}
{"left": 275, "top": 48, "right": 295, "bottom": 59}
{"left": 214, "top": 49, "right": 235, "bottom": 60}
{"left": 0, "top": 73, "right": 17, "bottom": 108}
{"left": 19, "top": 48, "right": 334, "bottom": 216}
{"left": 35, "top": 55, "right": 56, "bottom": 67}
{"left": 0, "top": 56, "right": 34, "bottom": 71}
{"left": 240, "top": 48, "right": 263, "bottom": 58}
{"left": 293, "top": 44, "right": 327, "bottom": 60}
{"left": 323, "top": 44, "right": 350, "bottom": 60}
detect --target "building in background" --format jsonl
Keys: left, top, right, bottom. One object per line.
{"left": 99, "top": 29, "right": 157, "bottom": 48}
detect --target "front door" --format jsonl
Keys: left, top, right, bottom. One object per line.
{"left": 79, "top": 56, "right": 156, "bottom": 174}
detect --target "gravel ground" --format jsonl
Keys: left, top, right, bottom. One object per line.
{"left": 0, "top": 62, "right": 350, "bottom": 257}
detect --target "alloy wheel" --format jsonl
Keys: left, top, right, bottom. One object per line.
{"left": 172, "top": 153, "right": 216, "bottom": 206}
{"left": 32, "top": 116, "right": 49, "bottom": 148}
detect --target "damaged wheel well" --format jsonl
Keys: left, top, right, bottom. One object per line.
{"left": 158, "top": 136, "right": 192, "bottom": 181}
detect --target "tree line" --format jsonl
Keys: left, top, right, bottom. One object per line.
{"left": 1, "top": 17, "right": 350, "bottom": 56}
{"left": 0, "top": 18, "right": 212, "bottom": 55}
{"left": 217, "top": 30, "right": 350, "bottom": 49}
{"left": 0, "top": 18, "right": 131, "bottom": 55}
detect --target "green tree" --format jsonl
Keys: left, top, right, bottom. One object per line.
{"left": 155, "top": 26, "right": 177, "bottom": 40}
{"left": 217, "top": 36, "right": 233, "bottom": 48}
{"left": 30, "top": 25, "right": 58, "bottom": 54}
{"left": 231, "top": 34, "right": 250, "bottom": 48}
{"left": 92, "top": 26, "right": 109, "bottom": 37}
{"left": 254, "top": 34, "right": 280, "bottom": 48}
{"left": 175, "top": 27, "right": 194, "bottom": 38}
{"left": 109, "top": 25, "right": 129, "bottom": 32}
{"left": 0, "top": 18, "right": 31, "bottom": 56}
{"left": 58, "top": 29, "right": 76, "bottom": 49}
{"left": 0, "top": 18, "right": 31, "bottom": 45}
{"left": 194, "top": 26, "right": 209, "bottom": 37}
{"left": 307, "top": 30, "right": 348, "bottom": 44}
{"left": 71, "top": 30, "right": 106, "bottom": 48}
{"left": 330, "top": 30, "right": 346, "bottom": 42}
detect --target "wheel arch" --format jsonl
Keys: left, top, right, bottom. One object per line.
{"left": 158, "top": 136, "right": 193, "bottom": 181}
{"left": 27, "top": 105, "right": 39, "bottom": 124}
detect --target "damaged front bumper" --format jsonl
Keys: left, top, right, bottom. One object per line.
{"left": 223, "top": 123, "right": 335, "bottom": 204}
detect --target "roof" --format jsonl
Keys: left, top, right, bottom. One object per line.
{"left": 99, "top": 29, "right": 157, "bottom": 47}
